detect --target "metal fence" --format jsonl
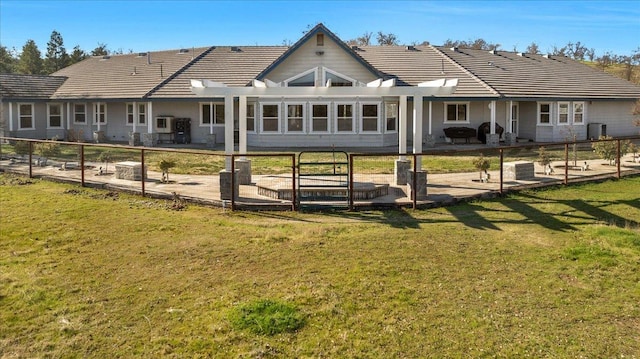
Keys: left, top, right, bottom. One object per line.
{"left": 1, "top": 136, "right": 639, "bottom": 211}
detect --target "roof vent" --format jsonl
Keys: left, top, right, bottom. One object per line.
{"left": 406, "top": 45, "right": 416, "bottom": 51}
{"left": 517, "top": 52, "right": 526, "bottom": 57}
{"left": 489, "top": 49, "right": 497, "bottom": 55}
{"left": 178, "top": 48, "right": 189, "bottom": 54}
{"left": 137, "top": 52, "right": 147, "bottom": 57}
{"left": 543, "top": 54, "right": 551, "bottom": 59}
{"left": 450, "top": 47, "right": 459, "bottom": 52}
{"left": 351, "top": 45, "right": 360, "bottom": 51}
{"left": 100, "top": 55, "right": 111, "bottom": 60}
{"left": 230, "top": 46, "right": 241, "bottom": 52}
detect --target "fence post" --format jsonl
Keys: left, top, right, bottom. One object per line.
{"left": 349, "top": 154, "right": 354, "bottom": 211}
{"left": 28, "top": 141, "right": 33, "bottom": 178}
{"left": 616, "top": 139, "right": 621, "bottom": 179}
{"left": 141, "top": 148, "right": 146, "bottom": 197}
{"left": 231, "top": 154, "right": 236, "bottom": 211}
{"left": 412, "top": 154, "right": 417, "bottom": 210}
{"left": 564, "top": 143, "right": 569, "bottom": 185}
{"left": 80, "top": 144, "right": 85, "bottom": 187}
{"left": 292, "top": 154, "right": 297, "bottom": 211}
{"left": 499, "top": 149, "right": 504, "bottom": 195}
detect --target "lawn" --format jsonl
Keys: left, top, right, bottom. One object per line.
{"left": 1, "top": 173, "right": 639, "bottom": 358}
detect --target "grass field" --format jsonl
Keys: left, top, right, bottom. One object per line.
{"left": 1, "top": 173, "right": 639, "bottom": 358}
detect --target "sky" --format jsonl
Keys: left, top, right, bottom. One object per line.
{"left": 1, "top": 0, "right": 639, "bottom": 57}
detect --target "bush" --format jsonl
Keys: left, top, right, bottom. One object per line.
{"left": 591, "top": 136, "right": 631, "bottom": 165}
{"left": 537, "top": 146, "right": 552, "bottom": 167}
{"left": 472, "top": 154, "right": 490, "bottom": 181}
{"left": 229, "top": 299, "right": 305, "bottom": 335}
{"left": 13, "top": 141, "right": 31, "bottom": 158}
{"left": 158, "top": 158, "right": 176, "bottom": 183}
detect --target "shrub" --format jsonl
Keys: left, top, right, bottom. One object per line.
{"left": 591, "top": 136, "right": 631, "bottom": 165}
{"left": 537, "top": 146, "right": 552, "bottom": 167}
{"left": 97, "top": 151, "right": 114, "bottom": 174}
{"left": 229, "top": 299, "right": 305, "bottom": 335}
{"left": 158, "top": 158, "right": 176, "bottom": 183}
{"left": 472, "top": 154, "right": 490, "bottom": 181}
{"left": 13, "top": 140, "right": 31, "bottom": 158}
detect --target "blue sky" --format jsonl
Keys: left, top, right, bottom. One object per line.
{"left": 1, "top": 0, "right": 638, "bottom": 56}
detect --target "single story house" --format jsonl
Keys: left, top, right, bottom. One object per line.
{"left": 2, "top": 24, "right": 640, "bottom": 156}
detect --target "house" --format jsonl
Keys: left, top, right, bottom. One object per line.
{"left": 2, "top": 23, "right": 640, "bottom": 154}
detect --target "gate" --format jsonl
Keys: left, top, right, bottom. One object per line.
{"left": 297, "top": 151, "right": 349, "bottom": 209}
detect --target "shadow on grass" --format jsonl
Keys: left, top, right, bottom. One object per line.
{"left": 443, "top": 203, "right": 501, "bottom": 230}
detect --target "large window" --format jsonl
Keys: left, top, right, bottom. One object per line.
{"left": 261, "top": 103, "right": 280, "bottom": 132}
{"left": 246, "top": 103, "right": 255, "bottom": 132}
{"left": 93, "top": 103, "right": 106, "bottom": 124}
{"left": 286, "top": 103, "right": 305, "bottom": 132}
{"left": 126, "top": 103, "right": 135, "bottom": 124}
{"left": 573, "top": 102, "right": 584, "bottom": 124}
{"left": 335, "top": 103, "right": 354, "bottom": 132}
{"left": 325, "top": 69, "right": 355, "bottom": 87}
{"left": 361, "top": 103, "right": 380, "bottom": 132}
{"left": 558, "top": 102, "right": 569, "bottom": 124}
{"left": 285, "top": 68, "right": 316, "bottom": 87}
{"left": 48, "top": 103, "right": 62, "bottom": 128}
{"left": 74, "top": 104, "right": 86, "bottom": 124}
{"left": 445, "top": 102, "right": 468, "bottom": 123}
{"left": 311, "top": 104, "right": 329, "bottom": 132}
{"left": 385, "top": 103, "right": 398, "bottom": 132}
{"left": 18, "top": 103, "right": 34, "bottom": 129}
{"left": 538, "top": 102, "right": 551, "bottom": 124}
{"left": 138, "top": 103, "right": 146, "bottom": 124}
{"left": 200, "top": 103, "right": 225, "bottom": 125}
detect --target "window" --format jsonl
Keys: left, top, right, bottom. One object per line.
{"left": 156, "top": 117, "right": 168, "bottom": 129}
{"left": 311, "top": 104, "right": 329, "bottom": 132}
{"left": 324, "top": 69, "right": 355, "bottom": 87}
{"left": 286, "top": 103, "right": 305, "bottom": 132}
{"left": 94, "top": 103, "right": 106, "bottom": 124}
{"left": 261, "top": 103, "right": 280, "bottom": 132}
{"left": 200, "top": 103, "right": 225, "bottom": 125}
{"left": 18, "top": 103, "right": 34, "bottom": 129}
{"left": 445, "top": 103, "right": 468, "bottom": 123}
{"left": 361, "top": 103, "right": 380, "bottom": 132}
{"left": 335, "top": 103, "right": 354, "bottom": 132}
{"left": 48, "top": 103, "right": 62, "bottom": 128}
{"left": 558, "top": 102, "right": 569, "bottom": 124}
{"left": 246, "top": 103, "right": 255, "bottom": 132}
{"left": 385, "top": 103, "right": 398, "bottom": 132}
{"left": 285, "top": 68, "right": 316, "bottom": 87}
{"left": 538, "top": 102, "right": 551, "bottom": 124}
{"left": 138, "top": 103, "right": 146, "bottom": 124}
{"left": 74, "top": 104, "right": 86, "bottom": 123}
{"left": 126, "top": 103, "right": 135, "bottom": 124}
{"left": 573, "top": 102, "right": 584, "bottom": 124}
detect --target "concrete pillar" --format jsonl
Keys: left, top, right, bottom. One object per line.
{"left": 505, "top": 132, "right": 517, "bottom": 146}
{"left": 394, "top": 159, "right": 411, "bottom": 185}
{"left": 407, "top": 170, "right": 427, "bottom": 200}
{"left": 235, "top": 158, "right": 252, "bottom": 185}
{"left": 142, "top": 133, "right": 157, "bottom": 147}
{"left": 219, "top": 169, "right": 239, "bottom": 200}
{"left": 129, "top": 131, "right": 140, "bottom": 146}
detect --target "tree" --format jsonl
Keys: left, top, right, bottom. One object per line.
{"left": 91, "top": 43, "right": 109, "bottom": 56}
{"left": 525, "top": 42, "right": 540, "bottom": 54}
{"left": 0, "top": 45, "right": 18, "bottom": 73}
{"left": 472, "top": 154, "right": 490, "bottom": 182}
{"left": 17, "top": 40, "right": 43, "bottom": 74}
{"left": 376, "top": 32, "right": 398, "bottom": 46}
{"left": 537, "top": 146, "right": 552, "bottom": 167}
{"left": 595, "top": 51, "right": 615, "bottom": 71}
{"left": 159, "top": 158, "right": 176, "bottom": 183}
{"left": 442, "top": 38, "right": 500, "bottom": 51}
{"left": 68, "top": 45, "right": 88, "bottom": 65}
{"left": 44, "top": 30, "right": 69, "bottom": 73}
{"left": 97, "top": 150, "right": 114, "bottom": 174}
{"left": 591, "top": 136, "right": 631, "bottom": 165}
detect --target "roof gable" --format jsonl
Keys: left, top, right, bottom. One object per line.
{"left": 255, "top": 23, "right": 383, "bottom": 83}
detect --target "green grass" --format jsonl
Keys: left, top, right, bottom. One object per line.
{"left": 1, "top": 175, "right": 640, "bottom": 357}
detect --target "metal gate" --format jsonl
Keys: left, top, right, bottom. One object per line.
{"left": 297, "top": 151, "right": 349, "bottom": 209}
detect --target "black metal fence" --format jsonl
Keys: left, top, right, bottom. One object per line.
{"left": 1, "top": 136, "right": 639, "bottom": 211}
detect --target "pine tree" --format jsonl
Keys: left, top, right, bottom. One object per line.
{"left": 44, "top": 30, "right": 69, "bottom": 73}
{"left": 68, "top": 45, "right": 88, "bottom": 65}
{"left": 17, "top": 40, "right": 43, "bottom": 74}
{"left": 0, "top": 45, "right": 18, "bottom": 73}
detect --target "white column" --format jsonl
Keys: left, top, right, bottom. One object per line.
{"left": 95, "top": 103, "right": 101, "bottom": 131}
{"left": 428, "top": 101, "right": 433, "bottom": 135}
{"left": 224, "top": 95, "right": 234, "bottom": 170}
{"left": 147, "top": 102, "right": 153, "bottom": 133}
{"left": 413, "top": 95, "right": 423, "bottom": 170}
{"left": 66, "top": 103, "right": 71, "bottom": 130}
{"left": 490, "top": 100, "right": 496, "bottom": 134}
{"left": 508, "top": 100, "right": 513, "bottom": 133}
{"left": 209, "top": 101, "right": 214, "bottom": 135}
{"left": 8, "top": 102, "right": 13, "bottom": 132}
{"left": 239, "top": 95, "right": 247, "bottom": 155}
{"left": 132, "top": 101, "right": 137, "bottom": 133}
{"left": 398, "top": 95, "right": 407, "bottom": 159}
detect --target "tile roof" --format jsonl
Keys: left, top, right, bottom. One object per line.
{"left": 355, "top": 45, "right": 498, "bottom": 97}
{"left": 435, "top": 47, "right": 640, "bottom": 99}
{"left": 0, "top": 73, "right": 67, "bottom": 100}
{"left": 150, "top": 46, "right": 288, "bottom": 98}
{"left": 50, "top": 47, "right": 212, "bottom": 100}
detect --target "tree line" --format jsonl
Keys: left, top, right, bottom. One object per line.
{"left": 1, "top": 29, "right": 639, "bottom": 84}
